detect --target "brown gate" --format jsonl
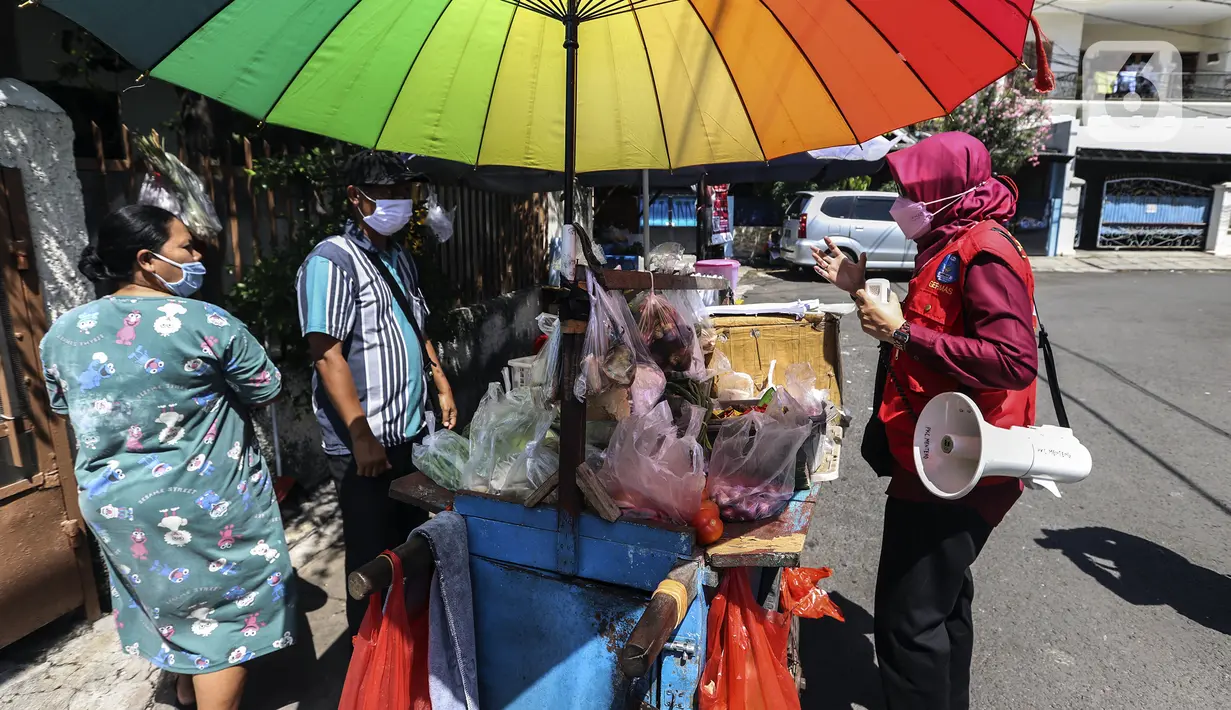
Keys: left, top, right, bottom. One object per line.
{"left": 0, "top": 167, "right": 100, "bottom": 649}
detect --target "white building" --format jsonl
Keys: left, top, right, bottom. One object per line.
{"left": 1037, "top": 1, "right": 1231, "bottom": 255}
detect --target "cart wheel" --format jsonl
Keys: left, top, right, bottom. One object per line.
{"left": 788, "top": 614, "right": 805, "bottom": 693}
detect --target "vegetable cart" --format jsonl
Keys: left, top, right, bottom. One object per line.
{"left": 349, "top": 275, "right": 847, "bottom": 709}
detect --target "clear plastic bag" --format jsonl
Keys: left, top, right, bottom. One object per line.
{"left": 634, "top": 291, "right": 701, "bottom": 377}
{"left": 647, "top": 242, "right": 692, "bottom": 274}
{"left": 596, "top": 400, "right": 706, "bottom": 525}
{"left": 465, "top": 384, "right": 557, "bottom": 498}
{"left": 711, "top": 351, "right": 755, "bottom": 401}
{"left": 411, "top": 418, "right": 469, "bottom": 490}
{"left": 707, "top": 389, "right": 812, "bottom": 522}
{"left": 424, "top": 189, "right": 455, "bottom": 243}
{"left": 575, "top": 280, "right": 632, "bottom": 401}
{"left": 133, "top": 135, "right": 222, "bottom": 240}
{"left": 529, "top": 317, "right": 562, "bottom": 404}
{"left": 783, "top": 362, "right": 831, "bottom": 417}
{"left": 666, "top": 289, "right": 717, "bottom": 355}
{"left": 609, "top": 291, "right": 666, "bottom": 416}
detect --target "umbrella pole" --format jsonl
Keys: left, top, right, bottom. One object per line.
{"left": 556, "top": 4, "right": 583, "bottom": 576}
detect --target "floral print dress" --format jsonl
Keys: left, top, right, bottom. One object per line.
{"left": 40, "top": 295, "right": 295, "bottom": 674}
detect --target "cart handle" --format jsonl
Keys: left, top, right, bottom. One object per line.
{"left": 619, "top": 560, "right": 700, "bottom": 678}
{"left": 347, "top": 535, "right": 435, "bottom": 602}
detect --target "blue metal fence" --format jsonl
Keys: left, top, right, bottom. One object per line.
{"left": 1097, "top": 178, "right": 1213, "bottom": 249}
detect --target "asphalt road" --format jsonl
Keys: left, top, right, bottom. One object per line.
{"left": 742, "top": 266, "right": 1231, "bottom": 710}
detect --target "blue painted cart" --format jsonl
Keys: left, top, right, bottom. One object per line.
{"left": 349, "top": 275, "right": 845, "bottom": 709}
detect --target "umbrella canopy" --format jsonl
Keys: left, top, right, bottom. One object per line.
{"left": 44, "top": 0, "right": 1041, "bottom": 173}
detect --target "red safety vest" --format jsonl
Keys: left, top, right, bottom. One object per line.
{"left": 880, "top": 221, "right": 1037, "bottom": 478}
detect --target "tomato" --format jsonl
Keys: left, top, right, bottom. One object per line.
{"left": 694, "top": 516, "right": 724, "bottom": 546}
{"left": 694, "top": 499, "right": 719, "bottom": 524}
{"left": 692, "top": 499, "right": 724, "bottom": 546}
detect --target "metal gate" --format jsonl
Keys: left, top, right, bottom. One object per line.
{"left": 0, "top": 167, "right": 100, "bottom": 649}
{"left": 1097, "top": 177, "right": 1214, "bottom": 249}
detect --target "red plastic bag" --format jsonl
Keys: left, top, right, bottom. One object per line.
{"left": 339, "top": 551, "right": 431, "bottom": 710}
{"left": 781, "top": 567, "right": 845, "bottom": 622}
{"left": 700, "top": 568, "right": 800, "bottom": 710}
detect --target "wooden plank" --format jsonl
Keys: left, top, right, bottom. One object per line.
{"left": 243, "top": 138, "right": 260, "bottom": 263}
{"left": 74, "top": 158, "right": 131, "bottom": 172}
{"left": 263, "top": 141, "right": 277, "bottom": 250}
{"left": 388, "top": 471, "right": 453, "bottom": 513}
{"left": 121, "top": 125, "right": 136, "bottom": 202}
{"left": 224, "top": 141, "right": 242, "bottom": 281}
{"left": 524, "top": 470, "right": 559, "bottom": 508}
{"left": 576, "top": 462, "right": 620, "bottom": 523}
{"left": 705, "top": 486, "right": 820, "bottom": 569}
{"left": 600, "top": 270, "right": 728, "bottom": 292}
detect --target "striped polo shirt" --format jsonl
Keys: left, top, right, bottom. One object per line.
{"left": 295, "top": 221, "right": 429, "bottom": 456}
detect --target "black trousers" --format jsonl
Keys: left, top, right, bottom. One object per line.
{"left": 874, "top": 497, "right": 994, "bottom": 710}
{"left": 328, "top": 442, "right": 429, "bottom": 638}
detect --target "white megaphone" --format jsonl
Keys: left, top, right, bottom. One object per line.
{"left": 914, "top": 392, "right": 1091, "bottom": 500}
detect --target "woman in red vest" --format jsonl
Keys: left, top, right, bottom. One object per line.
{"left": 814, "top": 132, "right": 1038, "bottom": 710}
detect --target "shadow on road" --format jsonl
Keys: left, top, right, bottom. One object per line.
{"left": 799, "top": 592, "right": 885, "bottom": 710}
{"left": 1037, "top": 527, "right": 1231, "bottom": 636}
{"left": 1040, "top": 376, "right": 1231, "bottom": 519}
{"left": 237, "top": 574, "right": 351, "bottom": 710}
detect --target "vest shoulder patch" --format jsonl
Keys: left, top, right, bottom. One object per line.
{"left": 936, "top": 253, "right": 961, "bottom": 284}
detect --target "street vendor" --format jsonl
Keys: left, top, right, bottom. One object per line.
{"left": 295, "top": 150, "right": 457, "bottom": 637}
{"left": 813, "top": 132, "right": 1038, "bottom": 710}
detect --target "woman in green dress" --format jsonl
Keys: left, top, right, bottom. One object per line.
{"left": 40, "top": 205, "right": 295, "bottom": 710}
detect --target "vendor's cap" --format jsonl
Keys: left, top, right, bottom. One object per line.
{"left": 344, "top": 150, "right": 419, "bottom": 187}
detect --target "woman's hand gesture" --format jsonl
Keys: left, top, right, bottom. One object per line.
{"left": 811, "top": 238, "right": 866, "bottom": 295}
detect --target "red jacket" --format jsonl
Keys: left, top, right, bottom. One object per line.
{"left": 881, "top": 221, "right": 1037, "bottom": 496}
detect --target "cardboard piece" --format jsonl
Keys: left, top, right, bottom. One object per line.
{"left": 709, "top": 313, "right": 843, "bottom": 407}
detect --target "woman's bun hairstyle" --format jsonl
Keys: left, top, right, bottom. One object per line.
{"left": 78, "top": 204, "right": 177, "bottom": 284}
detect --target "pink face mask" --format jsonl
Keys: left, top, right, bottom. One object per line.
{"left": 889, "top": 182, "right": 985, "bottom": 240}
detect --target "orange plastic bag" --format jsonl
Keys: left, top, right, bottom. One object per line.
{"left": 699, "top": 568, "right": 800, "bottom": 710}
{"left": 338, "top": 551, "right": 431, "bottom": 710}
{"left": 781, "top": 567, "right": 845, "bottom": 622}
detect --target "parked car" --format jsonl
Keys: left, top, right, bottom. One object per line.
{"left": 779, "top": 191, "right": 916, "bottom": 271}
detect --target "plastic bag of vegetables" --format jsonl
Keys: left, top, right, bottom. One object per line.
{"left": 707, "top": 388, "right": 812, "bottom": 522}
{"left": 411, "top": 417, "right": 470, "bottom": 490}
{"left": 464, "top": 384, "right": 557, "bottom": 498}
{"left": 133, "top": 133, "right": 222, "bottom": 240}
{"left": 634, "top": 290, "right": 705, "bottom": 379}
{"left": 664, "top": 289, "right": 717, "bottom": 355}
{"left": 575, "top": 279, "right": 634, "bottom": 401}
{"left": 596, "top": 400, "right": 706, "bottom": 525}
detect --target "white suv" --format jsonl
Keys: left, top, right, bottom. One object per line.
{"left": 780, "top": 191, "right": 916, "bottom": 271}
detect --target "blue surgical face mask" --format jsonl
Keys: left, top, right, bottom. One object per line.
{"left": 152, "top": 253, "right": 206, "bottom": 297}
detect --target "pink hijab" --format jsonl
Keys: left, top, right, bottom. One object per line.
{"left": 886, "top": 132, "right": 1016, "bottom": 272}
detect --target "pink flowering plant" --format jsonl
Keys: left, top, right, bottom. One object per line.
{"left": 931, "top": 72, "right": 1052, "bottom": 175}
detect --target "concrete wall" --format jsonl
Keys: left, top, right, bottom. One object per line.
{"left": 0, "top": 79, "right": 92, "bottom": 319}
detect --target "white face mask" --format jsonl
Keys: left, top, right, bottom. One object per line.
{"left": 889, "top": 182, "right": 985, "bottom": 240}
{"left": 357, "top": 189, "right": 413, "bottom": 236}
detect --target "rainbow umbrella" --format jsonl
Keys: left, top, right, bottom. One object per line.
{"left": 43, "top": 0, "right": 1049, "bottom": 179}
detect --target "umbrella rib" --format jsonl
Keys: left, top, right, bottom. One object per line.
{"left": 629, "top": 2, "right": 674, "bottom": 170}
{"left": 474, "top": 2, "right": 522, "bottom": 166}
{"left": 754, "top": 0, "right": 859, "bottom": 146}
{"left": 262, "top": 0, "right": 366, "bottom": 124}
{"left": 841, "top": 0, "right": 945, "bottom": 115}
{"left": 578, "top": 0, "right": 624, "bottom": 20}
{"left": 497, "top": 0, "right": 564, "bottom": 20}
{"left": 373, "top": 0, "right": 455, "bottom": 149}
{"left": 943, "top": 0, "right": 1023, "bottom": 68}
{"left": 143, "top": 1, "right": 240, "bottom": 74}
{"left": 679, "top": 0, "right": 767, "bottom": 162}
{"left": 584, "top": 0, "right": 676, "bottom": 22}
